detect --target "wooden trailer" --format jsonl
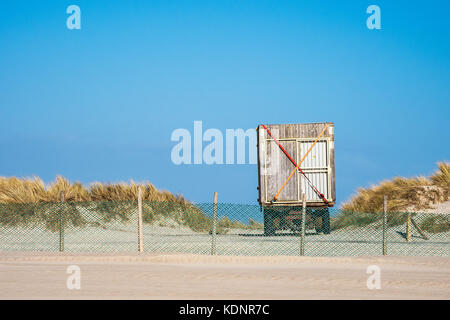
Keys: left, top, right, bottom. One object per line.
{"left": 256, "top": 122, "right": 335, "bottom": 235}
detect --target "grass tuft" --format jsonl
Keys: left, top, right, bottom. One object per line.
{"left": 341, "top": 162, "right": 449, "bottom": 213}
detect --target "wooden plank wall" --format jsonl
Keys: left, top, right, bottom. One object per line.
{"left": 257, "top": 122, "right": 335, "bottom": 207}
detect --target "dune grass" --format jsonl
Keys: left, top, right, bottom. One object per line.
{"left": 0, "top": 176, "right": 262, "bottom": 233}
{"left": 341, "top": 162, "right": 449, "bottom": 213}
{"left": 332, "top": 162, "right": 450, "bottom": 232}
{"left": 0, "top": 176, "right": 186, "bottom": 204}
{"left": 0, "top": 176, "right": 207, "bottom": 231}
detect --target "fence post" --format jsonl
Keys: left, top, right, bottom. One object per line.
{"left": 138, "top": 187, "right": 144, "bottom": 253}
{"left": 59, "top": 191, "right": 65, "bottom": 252}
{"left": 406, "top": 213, "right": 412, "bottom": 242}
{"left": 211, "top": 192, "right": 218, "bottom": 255}
{"left": 300, "top": 193, "right": 306, "bottom": 256}
{"left": 382, "top": 195, "right": 387, "bottom": 255}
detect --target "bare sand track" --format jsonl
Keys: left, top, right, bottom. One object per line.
{"left": 0, "top": 252, "right": 449, "bottom": 299}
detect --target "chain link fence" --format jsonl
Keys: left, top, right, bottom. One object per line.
{"left": 0, "top": 200, "right": 448, "bottom": 256}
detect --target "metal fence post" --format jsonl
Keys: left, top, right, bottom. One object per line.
{"left": 59, "top": 191, "right": 65, "bottom": 252}
{"left": 382, "top": 195, "right": 387, "bottom": 255}
{"left": 138, "top": 187, "right": 144, "bottom": 253}
{"left": 300, "top": 193, "right": 306, "bottom": 256}
{"left": 211, "top": 192, "right": 218, "bottom": 255}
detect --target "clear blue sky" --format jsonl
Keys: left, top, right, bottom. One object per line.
{"left": 0, "top": 0, "right": 449, "bottom": 205}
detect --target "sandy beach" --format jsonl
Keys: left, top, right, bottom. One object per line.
{"left": 0, "top": 252, "right": 449, "bottom": 299}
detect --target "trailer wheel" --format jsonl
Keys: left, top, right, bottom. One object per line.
{"left": 316, "top": 208, "right": 331, "bottom": 234}
{"left": 264, "top": 209, "right": 275, "bottom": 236}
{"left": 322, "top": 209, "right": 330, "bottom": 234}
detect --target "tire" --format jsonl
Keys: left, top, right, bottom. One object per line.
{"left": 316, "top": 208, "right": 331, "bottom": 234}
{"left": 264, "top": 208, "right": 275, "bottom": 236}
{"left": 322, "top": 209, "right": 330, "bottom": 234}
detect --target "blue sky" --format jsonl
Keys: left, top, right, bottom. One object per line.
{"left": 0, "top": 0, "right": 449, "bottom": 205}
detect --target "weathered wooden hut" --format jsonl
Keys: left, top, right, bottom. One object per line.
{"left": 256, "top": 122, "right": 335, "bottom": 235}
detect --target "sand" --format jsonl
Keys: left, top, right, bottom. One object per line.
{"left": 0, "top": 252, "right": 449, "bottom": 299}
{"left": 418, "top": 201, "right": 450, "bottom": 215}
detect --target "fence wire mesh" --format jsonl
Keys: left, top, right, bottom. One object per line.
{"left": 0, "top": 201, "right": 448, "bottom": 256}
